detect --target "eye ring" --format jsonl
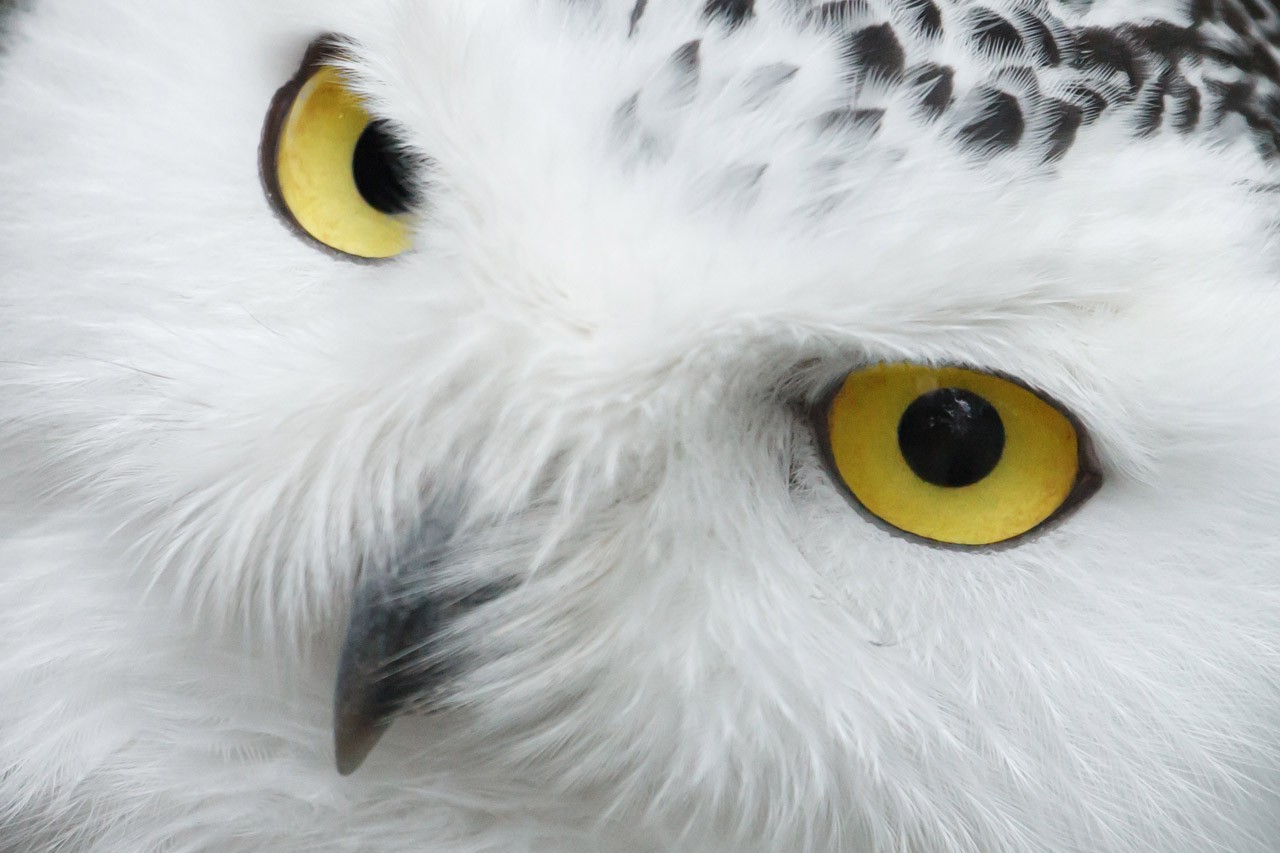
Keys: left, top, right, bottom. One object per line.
{"left": 812, "top": 363, "right": 1102, "bottom": 550}
{"left": 260, "top": 35, "right": 420, "bottom": 261}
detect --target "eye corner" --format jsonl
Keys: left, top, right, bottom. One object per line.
{"left": 297, "top": 33, "right": 360, "bottom": 72}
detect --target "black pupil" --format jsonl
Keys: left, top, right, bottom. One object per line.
{"left": 897, "top": 388, "right": 1005, "bottom": 488}
{"left": 352, "top": 120, "right": 417, "bottom": 215}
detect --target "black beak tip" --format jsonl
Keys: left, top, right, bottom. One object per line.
{"left": 334, "top": 706, "right": 389, "bottom": 776}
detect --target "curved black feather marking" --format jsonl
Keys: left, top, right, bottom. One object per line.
{"left": 900, "top": 0, "right": 942, "bottom": 40}
{"left": 817, "top": 106, "right": 885, "bottom": 135}
{"left": 808, "top": 1, "right": 872, "bottom": 31}
{"left": 605, "top": 0, "right": 1280, "bottom": 165}
{"left": 1257, "top": 89, "right": 1280, "bottom": 154}
{"left": 1062, "top": 83, "right": 1109, "bottom": 124}
{"left": 1220, "top": 0, "right": 1255, "bottom": 33}
{"left": 1131, "top": 80, "right": 1166, "bottom": 137}
{"left": 1040, "top": 98, "right": 1083, "bottom": 162}
{"left": 905, "top": 62, "right": 954, "bottom": 119}
{"left": 1202, "top": 29, "right": 1265, "bottom": 70}
{"left": 1015, "top": 11, "right": 1065, "bottom": 66}
{"left": 1074, "top": 27, "right": 1146, "bottom": 92}
{"left": 1250, "top": 35, "right": 1280, "bottom": 77}
{"left": 628, "top": 0, "right": 648, "bottom": 36}
{"left": 1206, "top": 76, "right": 1280, "bottom": 155}
{"left": 1166, "top": 71, "right": 1202, "bottom": 133}
{"left": 1240, "top": 0, "right": 1280, "bottom": 43}
{"left": 968, "top": 8, "right": 1025, "bottom": 57}
{"left": 660, "top": 39, "right": 702, "bottom": 108}
{"left": 1124, "top": 21, "right": 1198, "bottom": 62}
{"left": 671, "top": 39, "right": 702, "bottom": 75}
{"left": 841, "top": 22, "right": 906, "bottom": 88}
{"left": 1209, "top": 76, "right": 1259, "bottom": 124}
{"left": 957, "top": 87, "right": 1025, "bottom": 152}
{"left": 704, "top": 0, "right": 754, "bottom": 29}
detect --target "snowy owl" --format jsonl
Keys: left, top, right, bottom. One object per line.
{"left": 3, "top": 0, "right": 1280, "bottom": 850}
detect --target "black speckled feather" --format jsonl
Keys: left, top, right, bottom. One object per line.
{"left": 620, "top": 0, "right": 1280, "bottom": 163}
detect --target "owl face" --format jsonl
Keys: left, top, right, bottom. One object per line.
{"left": 2, "top": 0, "right": 1280, "bottom": 850}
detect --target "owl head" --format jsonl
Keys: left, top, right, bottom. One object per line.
{"left": 1, "top": 0, "right": 1279, "bottom": 850}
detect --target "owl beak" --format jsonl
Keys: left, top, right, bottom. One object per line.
{"left": 333, "top": 510, "right": 504, "bottom": 776}
{"left": 333, "top": 560, "right": 429, "bottom": 776}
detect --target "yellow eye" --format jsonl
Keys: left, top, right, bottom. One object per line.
{"left": 823, "top": 364, "right": 1099, "bottom": 546}
{"left": 261, "top": 40, "right": 417, "bottom": 260}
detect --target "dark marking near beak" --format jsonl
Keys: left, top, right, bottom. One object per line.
{"left": 333, "top": 510, "right": 506, "bottom": 775}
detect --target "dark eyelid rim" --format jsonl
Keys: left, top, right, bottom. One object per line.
{"left": 806, "top": 363, "right": 1103, "bottom": 552}
{"left": 259, "top": 33, "right": 411, "bottom": 265}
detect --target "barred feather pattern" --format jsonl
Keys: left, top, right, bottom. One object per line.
{"left": 616, "top": 0, "right": 1280, "bottom": 178}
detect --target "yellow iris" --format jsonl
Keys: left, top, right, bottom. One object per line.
{"left": 825, "top": 364, "right": 1085, "bottom": 546}
{"left": 265, "top": 63, "right": 412, "bottom": 259}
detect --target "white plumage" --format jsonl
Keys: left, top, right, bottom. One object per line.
{"left": 2, "top": 0, "right": 1280, "bottom": 850}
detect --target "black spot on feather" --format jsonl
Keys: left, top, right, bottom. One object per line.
{"left": 704, "top": 0, "right": 754, "bottom": 29}
{"left": 1015, "top": 11, "right": 1064, "bottom": 66}
{"left": 841, "top": 23, "right": 906, "bottom": 88}
{"left": 1132, "top": 80, "right": 1166, "bottom": 136}
{"left": 1122, "top": 21, "right": 1198, "bottom": 63}
{"left": 817, "top": 106, "right": 885, "bottom": 135}
{"left": 808, "top": 0, "right": 872, "bottom": 29}
{"left": 1250, "top": 38, "right": 1280, "bottom": 80}
{"left": 1204, "top": 77, "right": 1280, "bottom": 156}
{"left": 1074, "top": 27, "right": 1145, "bottom": 92}
{"left": 1209, "top": 77, "right": 1258, "bottom": 124}
{"left": 628, "top": 0, "right": 647, "bottom": 36}
{"left": 957, "top": 87, "right": 1025, "bottom": 152}
{"left": 1062, "top": 83, "right": 1108, "bottom": 124}
{"left": 1241, "top": 0, "right": 1280, "bottom": 38}
{"left": 671, "top": 39, "right": 702, "bottom": 75}
{"left": 1166, "top": 72, "right": 1201, "bottom": 133}
{"left": 968, "top": 8, "right": 1024, "bottom": 56}
{"left": 900, "top": 0, "right": 942, "bottom": 39}
{"left": 1221, "top": 0, "right": 1252, "bottom": 33}
{"left": 658, "top": 39, "right": 702, "bottom": 108}
{"left": 905, "top": 62, "right": 954, "bottom": 119}
{"left": 1040, "top": 99, "right": 1083, "bottom": 162}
